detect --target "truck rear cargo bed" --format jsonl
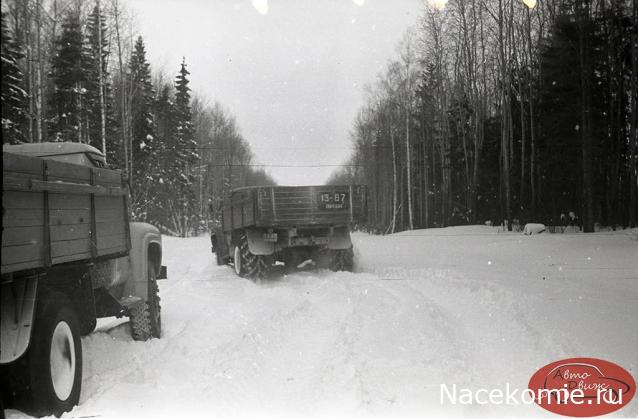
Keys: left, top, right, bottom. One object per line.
{"left": 2, "top": 152, "right": 130, "bottom": 275}
{"left": 222, "top": 185, "right": 366, "bottom": 231}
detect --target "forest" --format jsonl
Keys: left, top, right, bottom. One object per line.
{"left": 0, "top": 0, "right": 274, "bottom": 237}
{"left": 2, "top": 0, "right": 636, "bottom": 237}
{"left": 329, "top": 0, "right": 637, "bottom": 233}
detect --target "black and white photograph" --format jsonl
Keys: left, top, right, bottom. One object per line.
{"left": 1, "top": 0, "right": 637, "bottom": 418}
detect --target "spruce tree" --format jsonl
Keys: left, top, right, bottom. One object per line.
{"left": 1, "top": 12, "right": 27, "bottom": 144}
{"left": 49, "top": 11, "right": 91, "bottom": 143}
{"left": 129, "top": 36, "right": 155, "bottom": 163}
{"left": 148, "top": 84, "right": 175, "bottom": 229}
{"left": 128, "top": 36, "right": 157, "bottom": 217}
{"left": 167, "top": 58, "right": 200, "bottom": 236}
{"left": 174, "top": 57, "right": 199, "bottom": 165}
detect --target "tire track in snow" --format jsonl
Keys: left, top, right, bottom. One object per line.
{"left": 306, "top": 271, "right": 490, "bottom": 418}
{"left": 374, "top": 266, "right": 579, "bottom": 416}
{"left": 163, "top": 273, "right": 354, "bottom": 414}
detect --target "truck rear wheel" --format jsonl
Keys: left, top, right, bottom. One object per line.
{"left": 330, "top": 248, "right": 354, "bottom": 272}
{"left": 23, "top": 292, "right": 82, "bottom": 417}
{"left": 213, "top": 231, "right": 228, "bottom": 266}
{"left": 130, "top": 261, "right": 162, "bottom": 340}
{"left": 215, "top": 247, "right": 228, "bottom": 266}
{"left": 234, "top": 234, "right": 269, "bottom": 280}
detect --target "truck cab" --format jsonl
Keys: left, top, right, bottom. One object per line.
{"left": 4, "top": 142, "right": 109, "bottom": 168}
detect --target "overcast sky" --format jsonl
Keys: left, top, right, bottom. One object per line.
{"left": 125, "top": 0, "right": 423, "bottom": 185}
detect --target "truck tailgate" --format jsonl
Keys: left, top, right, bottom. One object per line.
{"left": 255, "top": 185, "right": 366, "bottom": 227}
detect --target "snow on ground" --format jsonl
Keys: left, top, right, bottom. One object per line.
{"left": 6, "top": 226, "right": 638, "bottom": 418}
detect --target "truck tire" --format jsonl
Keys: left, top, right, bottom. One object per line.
{"left": 130, "top": 261, "right": 162, "bottom": 340}
{"left": 22, "top": 292, "right": 82, "bottom": 417}
{"left": 215, "top": 246, "right": 228, "bottom": 266}
{"left": 234, "top": 234, "right": 268, "bottom": 280}
{"left": 330, "top": 248, "right": 354, "bottom": 272}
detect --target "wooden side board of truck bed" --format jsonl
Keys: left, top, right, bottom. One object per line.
{"left": 222, "top": 185, "right": 366, "bottom": 231}
{"left": 2, "top": 152, "right": 130, "bottom": 275}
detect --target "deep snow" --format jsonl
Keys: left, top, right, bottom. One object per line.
{"left": 6, "top": 226, "right": 638, "bottom": 418}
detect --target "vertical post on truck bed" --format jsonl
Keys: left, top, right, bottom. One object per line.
{"left": 89, "top": 168, "right": 98, "bottom": 258}
{"left": 310, "top": 185, "right": 316, "bottom": 221}
{"left": 42, "top": 160, "right": 52, "bottom": 267}
{"left": 241, "top": 191, "right": 245, "bottom": 226}
{"left": 253, "top": 189, "right": 258, "bottom": 226}
{"left": 122, "top": 172, "right": 131, "bottom": 252}
{"left": 349, "top": 185, "right": 354, "bottom": 223}
{"left": 270, "top": 187, "right": 277, "bottom": 222}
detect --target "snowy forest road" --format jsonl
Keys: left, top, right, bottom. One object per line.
{"left": 6, "top": 227, "right": 638, "bottom": 419}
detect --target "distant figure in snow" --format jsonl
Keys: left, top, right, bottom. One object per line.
{"left": 568, "top": 211, "right": 581, "bottom": 230}
{"left": 512, "top": 218, "right": 521, "bottom": 232}
{"left": 556, "top": 212, "right": 567, "bottom": 233}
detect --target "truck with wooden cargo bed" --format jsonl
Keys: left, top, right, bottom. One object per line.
{"left": 210, "top": 185, "right": 366, "bottom": 279}
{"left": 1, "top": 142, "right": 166, "bottom": 417}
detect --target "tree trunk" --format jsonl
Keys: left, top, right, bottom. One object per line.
{"left": 113, "top": 0, "right": 129, "bottom": 180}
{"left": 390, "top": 122, "right": 398, "bottom": 234}
{"left": 497, "top": 0, "right": 512, "bottom": 229}
{"left": 578, "top": 1, "right": 594, "bottom": 232}
{"left": 405, "top": 102, "right": 414, "bottom": 230}
{"left": 97, "top": 0, "right": 107, "bottom": 158}
{"left": 35, "top": 0, "right": 43, "bottom": 142}
{"left": 23, "top": 1, "right": 34, "bottom": 142}
{"left": 527, "top": 7, "right": 536, "bottom": 218}
{"left": 629, "top": 1, "right": 638, "bottom": 227}
{"left": 518, "top": 65, "right": 526, "bottom": 213}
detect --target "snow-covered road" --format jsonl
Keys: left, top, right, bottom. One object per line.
{"left": 6, "top": 226, "right": 638, "bottom": 418}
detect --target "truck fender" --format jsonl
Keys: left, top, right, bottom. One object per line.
{"left": 328, "top": 227, "right": 352, "bottom": 250}
{"left": 0, "top": 275, "right": 38, "bottom": 364}
{"left": 245, "top": 228, "right": 275, "bottom": 256}
{"left": 122, "top": 222, "right": 163, "bottom": 301}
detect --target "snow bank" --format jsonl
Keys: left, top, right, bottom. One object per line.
{"left": 392, "top": 225, "right": 499, "bottom": 236}
{"left": 522, "top": 223, "right": 546, "bottom": 235}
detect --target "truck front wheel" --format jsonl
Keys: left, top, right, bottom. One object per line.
{"left": 25, "top": 292, "right": 82, "bottom": 417}
{"left": 130, "top": 261, "right": 162, "bottom": 340}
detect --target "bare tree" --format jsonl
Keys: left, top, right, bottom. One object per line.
{"left": 630, "top": 0, "right": 638, "bottom": 227}
{"left": 96, "top": 0, "right": 107, "bottom": 157}
{"left": 111, "top": 0, "right": 129, "bottom": 177}
{"left": 397, "top": 29, "right": 419, "bottom": 230}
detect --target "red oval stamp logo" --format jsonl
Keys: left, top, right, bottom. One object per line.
{"left": 528, "top": 357, "right": 636, "bottom": 417}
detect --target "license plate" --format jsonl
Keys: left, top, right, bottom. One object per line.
{"left": 318, "top": 192, "right": 349, "bottom": 210}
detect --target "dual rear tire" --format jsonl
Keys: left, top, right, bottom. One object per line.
{"left": 329, "top": 248, "right": 354, "bottom": 272}
{"left": 212, "top": 230, "right": 229, "bottom": 266}
{"left": 1, "top": 292, "right": 83, "bottom": 417}
{"left": 233, "top": 234, "right": 269, "bottom": 280}
{"left": 313, "top": 247, "right": 354, "bottom": 272}
{"left": 228, "top": 233, "right": 353, "bottom": 278}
